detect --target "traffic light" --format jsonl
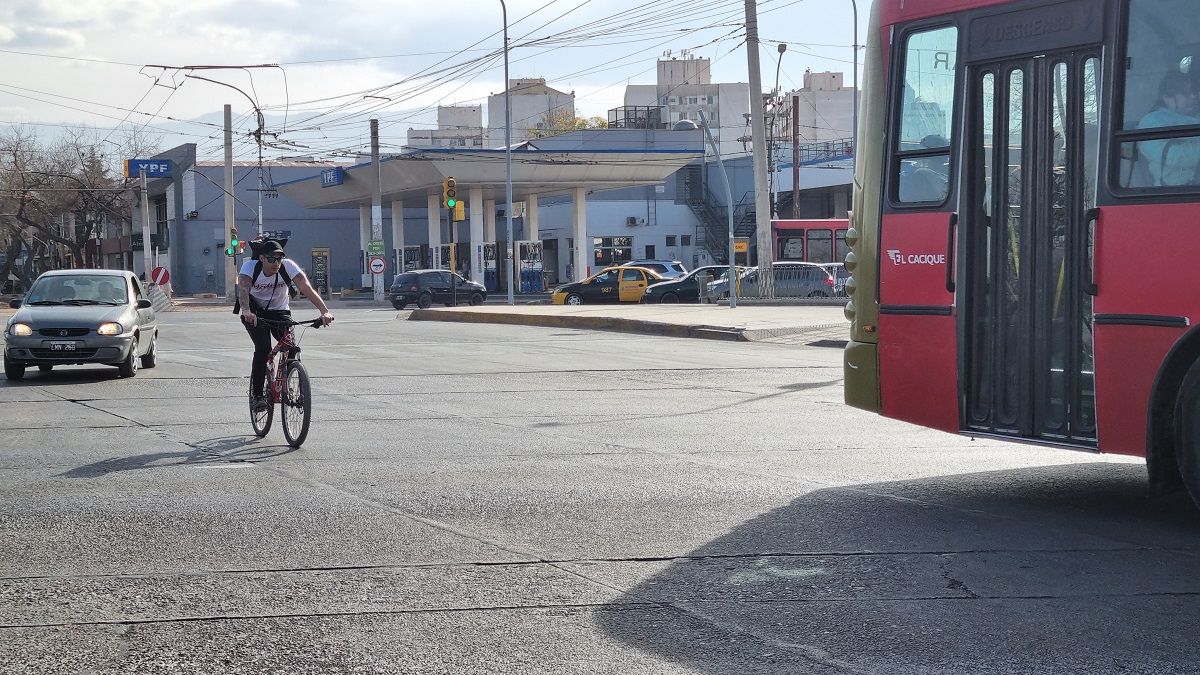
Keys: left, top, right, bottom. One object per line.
{"left": 442, "top": 177, "right": 457, "bottom": 209}
{"left": 451, "top": 199, "right": 465, "bottom": 222}
{"left": 225, "top": 228, "right": 239, "bottom": 256}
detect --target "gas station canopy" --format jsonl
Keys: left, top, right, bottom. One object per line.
{"left": 276, "top": 143, "right": 705, "bottom": 209}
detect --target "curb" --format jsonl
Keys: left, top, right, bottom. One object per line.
{"left": 407, "top": 308, "right": 750, "bottom": 341}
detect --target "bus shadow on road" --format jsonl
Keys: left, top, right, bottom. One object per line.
{"left": 56, "top": 436, "right": 299, "bottom": 478}
{"left": 595, "top": 461, "right": 1200, "bottom": 673}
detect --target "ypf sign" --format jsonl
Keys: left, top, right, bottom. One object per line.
{"left": 125, "top": 159, "right": 172, "bottom": 178}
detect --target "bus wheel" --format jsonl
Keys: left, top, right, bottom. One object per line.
{"left": 1175, "top": 362, "right": 1200, "bottom": 508}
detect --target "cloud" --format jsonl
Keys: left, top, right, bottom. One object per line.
{"left": 7, "top": 26, "right": 85, "bottom": 51}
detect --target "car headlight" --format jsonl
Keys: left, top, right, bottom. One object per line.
{"left": 97, "top": 322, "right": 123, "bottom": 336}
{"left": 8, "top": 323, "right": 32, "bottom": 337}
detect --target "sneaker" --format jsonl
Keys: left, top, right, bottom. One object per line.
{"left": 251, "top": 395, "right": 269, "bottom": 412}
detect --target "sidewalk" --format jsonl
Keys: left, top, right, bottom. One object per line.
{"left": 407, "top": 303, "right": 849, "bottom": 342}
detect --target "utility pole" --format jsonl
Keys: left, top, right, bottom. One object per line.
{"left": 139, "top": 167, "right": 153, "bottom": 280}
{"left": 792, "top": 94, "right": 800, "bottom": 219}
{"left": 223, "top": 104, "right": 236, "bottom": 302}
{"left": 370, "top": 118, "right": 384, "bottom": 302}
{"left": 744, "top": 0, "right": 773, "bottom": 296}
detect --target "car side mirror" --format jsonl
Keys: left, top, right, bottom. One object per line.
{"left": 9, "top": 298, "right": 21, "bottom": 308}
{"left": 137, "top": 299, "right": 153, "bottom": 309}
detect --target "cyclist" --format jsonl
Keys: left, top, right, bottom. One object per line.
{"left": 237, "top": 238, "right": 334, "bottom": 412}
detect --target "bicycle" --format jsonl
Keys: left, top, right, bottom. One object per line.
{"left": 248, "top": 316, "right": 324, "bottom": 448}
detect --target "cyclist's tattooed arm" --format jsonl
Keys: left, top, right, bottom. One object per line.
{"left": 238, "top": 274, "right": 256, "bottom": 326}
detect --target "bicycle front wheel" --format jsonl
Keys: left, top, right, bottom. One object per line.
{"left": 280, "top": 360, "right": 312, "bottom": 448}
{"left": 250, "top": 377, "right": 273, "bottom": 438}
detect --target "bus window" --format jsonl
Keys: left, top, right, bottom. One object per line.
{"left": 895, "top": 26, "right": 959, "bottom": 204}
{"left": 1118, "top": 0, "right": 1200, "bottom": 188}
{"left": 808, "top": 229, "right": 833, "bottom": 263}
{"left": 779, "top": 236, "right": 804, "bottom": 261}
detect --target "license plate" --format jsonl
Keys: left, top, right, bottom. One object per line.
{"left": 50, "top": 341, "right": 77, "bottom": 351}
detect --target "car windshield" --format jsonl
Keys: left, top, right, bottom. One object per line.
{"left": 26, "top": 275, "right": 127, "bottom": 305}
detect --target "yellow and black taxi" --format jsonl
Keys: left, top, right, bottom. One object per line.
{"left": 550, "top": 266, "right": 664, "bottom": 305}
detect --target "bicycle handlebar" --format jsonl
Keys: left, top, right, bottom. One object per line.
{"left": 250, "top": 316, "right": 326, "bottom": 329}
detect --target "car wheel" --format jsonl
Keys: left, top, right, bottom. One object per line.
{"left": 416, "top": 293, "right": 433, "bottom": 309}
{"left": 392, "top": 302, "right": 406, "bottom": 310}
{"left": 140, "top": 334, "right": 157, "bottom": 368}
{"left": 469, "top": 293, "right": 484, "bottom": 306}
{"left": 118, "top": 337, "right": 139, "bottom": 378}
{"left": 660, "top": 292, "right": 679, "bottom": 304}
{"left": 38, "top": 364, "right": 53, "bottom": 373}
{"left": 3, "top": 353, "right": 24, "bottom": 382}
{"left": 565, "top": 293, "right": 583, "bottom": 306}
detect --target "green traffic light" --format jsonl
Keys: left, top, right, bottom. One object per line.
{"left": 446, "top": 198, "right": 457, "bottom": 208}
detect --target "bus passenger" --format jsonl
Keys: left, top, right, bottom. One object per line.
{"left": 1138, "top": 72, "right": 1200, "bottom": 186}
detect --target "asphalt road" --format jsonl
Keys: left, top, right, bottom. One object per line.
{"left": 2, "top": 308, "right": 1199, "bottom": 674}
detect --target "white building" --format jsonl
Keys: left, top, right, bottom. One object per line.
{"left": 407, "top": 105, "right": 486, "bottom": 149}
{"left": 486, "top": 78, "right": 575, "bottom": 147}
{"left": 623, "top": 56, "right": 751, "bottom": 157}
{"left": 787, "top": 70, "right": 857, "bottom": 143}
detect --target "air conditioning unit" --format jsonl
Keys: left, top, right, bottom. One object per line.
{"left": 185, "top": 211, "right": 199, "bottom": 219}
{"left": 626, "top": 216, "right": 638, "bottom": 226}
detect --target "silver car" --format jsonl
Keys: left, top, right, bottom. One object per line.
{"left": 707, "top": 262, "right": 837, "bottom": 299}
{"left": 4, "top": 269, "right": 158, "bottom": 380}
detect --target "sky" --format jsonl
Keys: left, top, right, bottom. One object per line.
{"left": 0, "top": 0, "right": 870, "bottom": 163}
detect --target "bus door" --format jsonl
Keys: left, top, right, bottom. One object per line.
{"left": 963, "top": 51, "right": 1101, "bottom": 444}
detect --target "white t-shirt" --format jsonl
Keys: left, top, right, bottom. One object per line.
{"left": 240, "top": 258, "right": 303, "bottom": 312}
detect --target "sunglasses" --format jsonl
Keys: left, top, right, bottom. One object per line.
{"left": 264, "top": 255, "right": 283, "bottom": 263}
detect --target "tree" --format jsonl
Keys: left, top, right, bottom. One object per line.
{"left": 0, "top": 126, "right": 159, "bottom": 288}
{"left": 527, "top": 109, "right": 608, "bottom": 139}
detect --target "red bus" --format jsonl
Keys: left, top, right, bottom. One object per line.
{"left": 773, "top": 219, "right": 850, "bottom": 264}
{"left": 844, "top": 0, "right": 1200, "bottom": 501}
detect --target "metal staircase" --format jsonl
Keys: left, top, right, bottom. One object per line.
{"left": 688, "top": 188, "right": 756, "bottom": 264}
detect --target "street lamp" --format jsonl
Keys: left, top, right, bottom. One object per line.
{"left": 770, "top": 43, "right": 786, "bottom": 218}
{"left": 500, "top": 0, "right": 515, "bottom": 305}
{"left": 186, "top": 74, "right": 266, "bottom": 236}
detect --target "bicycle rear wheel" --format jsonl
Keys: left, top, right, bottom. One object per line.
{"left": 280, "top": 360, "right": 312, "bottom": 447}
{"left": 249, "top": 375, "right": 273, "bottom": 437}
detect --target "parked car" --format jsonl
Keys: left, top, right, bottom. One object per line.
{"left": 391, "top": 270, "right": 487, "bottom": 309}
{"left": 4, "top": 269, "right": 158, "bottom": 381}
{"left": 551, "top": 266, "right": 665, "bottom": 305}
{"left": 707, "top": 261, "right": 836, "bottom": 299}
{"left": 642, "top": 265, "right": 747, "bottom": 303}
{"left": 820, "top": 262, "right": 850, "bottom": 297}
{"left": 625, "top": 259, "right": 688, "bottom": 279}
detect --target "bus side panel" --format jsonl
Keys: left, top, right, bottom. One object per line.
{"left": 879, "top": 212, "right": 955, "bottom": 307}
{"left": 878, "top": 211, "right": 959, "bottom": 432}
{"left": 1092, "top": 204, "right": 1198, "bottom": 458}
{"left": 878, "top": 314, "right": 959, "bottom": 432}
{"left": 1093, "top": 325, "right": 1181, "bottom": 458}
